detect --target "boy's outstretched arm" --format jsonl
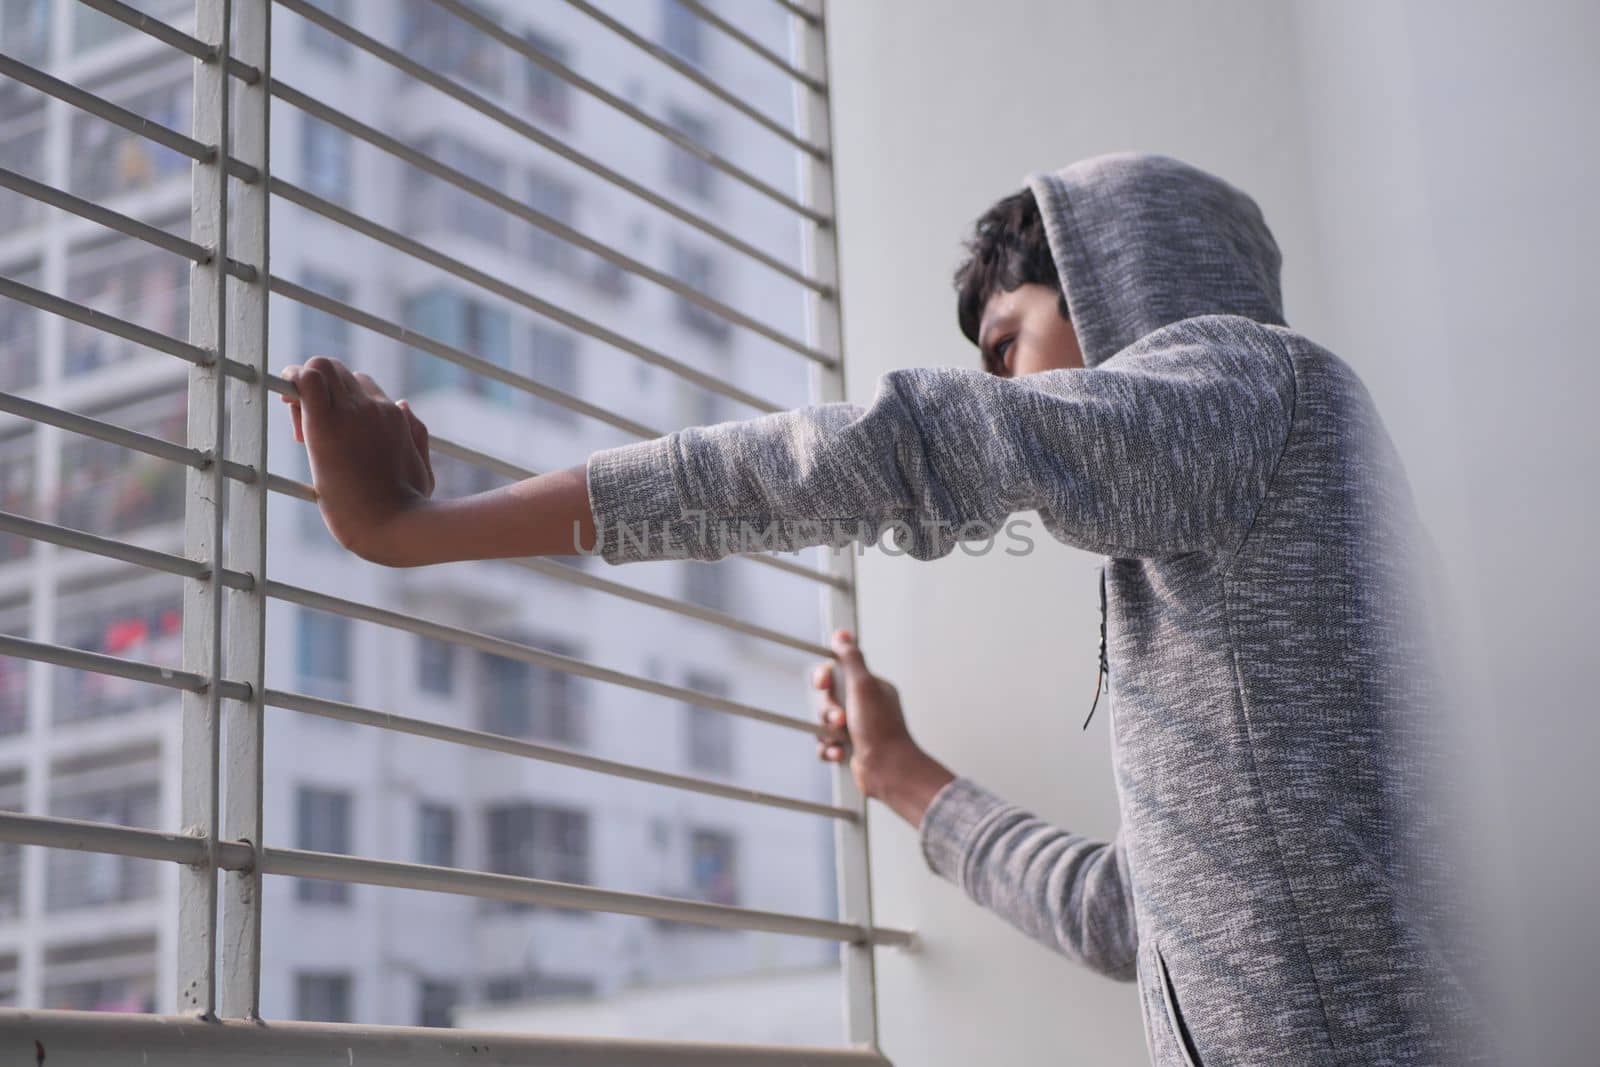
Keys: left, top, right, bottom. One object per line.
{"left": 283, "top": 316, "right": 1292, "bottom": 567}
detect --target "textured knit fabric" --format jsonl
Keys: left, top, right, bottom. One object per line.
{"left": 585, "top": 152, "right": 1494, "bottom": 1066}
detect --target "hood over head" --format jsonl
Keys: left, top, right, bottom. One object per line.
{"left": 1025, "top": 153, "right": 1287, "bottom": 368}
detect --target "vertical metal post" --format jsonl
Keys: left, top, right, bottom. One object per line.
{"left": 17, "top": 0, "right": 73, "bottom": 1013}
{"left": 220, "top": 0, "right": 271, "bottom": 1021}
{"left": 179, "top": 0, "right": 233, "bottom": 1020}
{"left": 794, "top": 1, "right": 881, "bottom": 1053}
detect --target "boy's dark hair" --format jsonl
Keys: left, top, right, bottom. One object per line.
{"left": 953, "top": 187, "right": 1071, "bottom": 374}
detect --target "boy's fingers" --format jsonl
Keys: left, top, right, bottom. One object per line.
{"left": 305, "top": 356, "right": 355, "bottom": 408}
{"left": 293, "top": 363, "right": 331, "bottom": 415}
{"left": 811, "top": 662, "right": 833, "bottom": 690}
{"left": 353, "top": 370, "right": 391, "bottom": 403}
{"left": 398, "top": 400, "right": 435, "bottom": 494}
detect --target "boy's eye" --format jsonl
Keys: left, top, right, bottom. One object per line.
{"left": 996, "top": 337, "right": 1015, "bottom": 368}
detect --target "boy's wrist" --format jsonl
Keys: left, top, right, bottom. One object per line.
{"left": 862, "top": 742, "right": 955, "bottom": 829}
{"left": 366, "top": 496, "right": 448, "bottom": 568}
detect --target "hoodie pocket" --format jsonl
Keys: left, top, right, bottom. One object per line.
{"left": 1154, "top": 941, "right": 1204, "bottom": 1067}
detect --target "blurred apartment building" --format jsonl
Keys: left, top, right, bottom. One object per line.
{"left": 0, "top": 0, "right": 841, "bottom": 1030}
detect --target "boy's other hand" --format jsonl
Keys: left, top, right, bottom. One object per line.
{"left": 279, "top": 356, "right": 435, "bottom": 564}
{"left": 812, "top": 628, "right": 923, "bottom": 800}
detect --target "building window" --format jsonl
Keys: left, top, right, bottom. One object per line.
{"left": 402, "top": 287, "right": 512, "bottom": 402}
{"left": 477, "top": 637, "right": 587, "bottom": 745}
{"left": 42, "top": 934, "right": 157, "bottom": 1013}
{"left": 0, "top": 110, "right": 47, "bottom": 234}
{"left": 664, "top": 107, "right": 714, "bottom": 200}
{"left": 0, "top": 426, "right": 34, "bottom": 567}
{"left": 417, "top": 634, "right": 456, "bottom": 695}
{"left": 400, "top": 0, "right": 502, "bottom": 95}
{"left": 683, "top": 670, "right": 734, "bottom": 775}
{"left": 57, "top": 390, "right": 187, "bottom": 539}
{"left": 407, "top": 135, "right": 509, "bottom": 250}
{"left": 301, "top": 0, "right": 353, "bottom": 62}
{"left": 525, "top": 170, "right": 578, "bottom": 272}
{"left": 46, "top": 744, "right": 161, "bottom": 911}
{"left": 296, "top": 609, "right": 353, "bottom": 703}
{"left": 301, "top": 115, "right": 352, "bottom": 204}
{"left": 295, "top": 972, "right": 352, "bottom": 1023}
{"left": 0, "top": 766, "right": 20, "bottom": 920}
{"left": 668, "top": 239, "right": 731, "bottom": 342}
{"left": 298, "top": 270, "right": 352, "bottom": 361}
{"left": 1, "top": 0, "right": 51, "bottom": 67}
{"left": 0, "top": 655, "right": 25, "bottom": 737}
{"left": 681, "top": 561, "right": 732, "bottom": 612}
{"left": 527, "top": 325, "right": 578, "bottom": 427}
{"left": 296, "top": 786, "right": 353, "bottom": 905}
{"left": 689, "top": 827, "right": 738, "bottom": 907}
{"left": 523, "top": 29, "right": 572, "bottom": 126}
{"left": 417, "top": 802, "right": 456, "bottom": 868}
{"left": 481, "top": 972, "right": 595, "bottom": 1003}
{"left": 0, "top": 260, "right": 39, "bottom": 391}
{"left": 417, "top": 979, "right": 458, "bottom": 1028}
{"left": 659, "top": 0, "right": 704, "bottom": 66}
{"left": 64, "top": 229, "right": 189, "bottom": 376}
{"left": 71, "top": 0, "right": 187, "bottom": 54}
{"left": 52, "top": 591, "right": 183, "bottom": 724}
{"left": 483, "top": 802, "right": 590, "bottom": 913}
{"left": 68, "top": 71, "right": 190, "bottom": 201}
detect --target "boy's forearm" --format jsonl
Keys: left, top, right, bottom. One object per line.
{"left": 376, "top": 462, "right": 596, "bottom": 567}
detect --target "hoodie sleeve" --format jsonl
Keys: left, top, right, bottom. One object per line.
{"left": 920, "top": 774, "right": 1138, "bottom": 981}
{"left": 583, "top": 319, "right": 1295, "bottom": 563}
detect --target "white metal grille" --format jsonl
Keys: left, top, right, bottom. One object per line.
{"left": 0, "top": 0, "right": 908, "bottom": 1060}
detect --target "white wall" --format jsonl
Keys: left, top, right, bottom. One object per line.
{"left": 824, "top": 2, "right": 1597, "bottom": 1064}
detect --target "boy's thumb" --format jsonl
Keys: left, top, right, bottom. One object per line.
{"left": 831, "top": 630, "right": 868, "bottom": 680}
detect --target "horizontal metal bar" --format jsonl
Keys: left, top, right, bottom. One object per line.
{"left": 421, "top": 434, "right": 536, "bottom": 484}
{"left": 0, "top": 53, "right": 259, "bottom": 184}
{"left": 0, "top": 811, "right": 240, "bottom": 869}
{"left": 506, "top": 554, "right": 833, "bottom": 658}
{"left": 0, "top": 509, "right": 254, "bottom": 591}
{"left": 270, "top": 178, "right": 814, "bottom": 412}
{"left": 271, "top": 0, "right": 827, "bottom": 293}
{"left": 0, "top": 388, "right": 204, "bottom": 469}
{"left": 263, "top": 579, "right": 817, "bottom": 734}
{"left": 265, "top": 687, "right": 854, "bottom": 820}
{"left": 428, "top": 0, "right": 827, "bottom": 224}
{"left": 0, "top": 809, "right": 911, "bottom": 948}
{"left": 2, "top": 1009, "right": 896, "bottom": 1064}
{"left": 560, "top": 0, "right": 827, "bottom": 160}
{"left": 270, "top": 274, "right": 666, "bottom": 437}
{"left": 74, "top": 0, "right": 263, "bottom": 83}
{"left": 0, "top": 166, "right": 260, "bottom": 283}
{"left": 772, "top": 0, "right": 822, "bottom": 24}
{"left": 265, "top": 470, "right": 316, "bottom": 503}
{"left": 0, "top": 390, "right": 313, "bottom": 516}
{"left": 1, "top": 165, "right": 201, "bottom": 260}
{"left": 680, "top": 0, "right": 827, "bottom": 95}
{"left": 270, "top": 80, "right": 832, "bottom": 360}
{"left": 260, "top": 846, "right": 908, "bottom": 946}
{"left": 0, "top": 273, "right": 209, "bottom": 365}
{"left": 0, "top": 633, "right": 252, "bottom": 701}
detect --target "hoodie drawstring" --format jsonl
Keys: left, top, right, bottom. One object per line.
{"left": 1084, "top": 563, "right": 1109, "bottom": 729}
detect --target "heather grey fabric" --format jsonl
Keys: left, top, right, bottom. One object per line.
{"left": 585, "top": 153, "right": 1494, "bottom": 1065}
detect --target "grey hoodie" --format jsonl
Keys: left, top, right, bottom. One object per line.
{"left": 585, "top": 153, "right": 1494, "bottom": 1066}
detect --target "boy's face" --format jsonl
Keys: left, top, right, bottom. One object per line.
{"left": 977, "top": 283, "right": 1084, "bottom": 376}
